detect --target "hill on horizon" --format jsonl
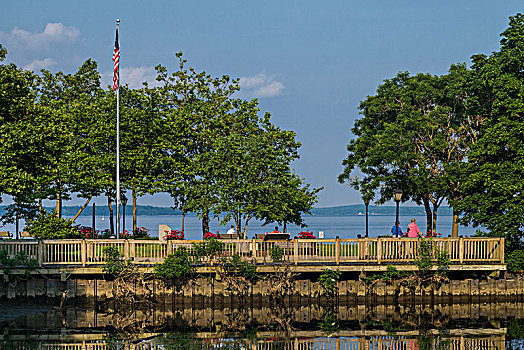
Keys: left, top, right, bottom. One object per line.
{"left": 0, "top": 204, "right": 453, "bottom": 217}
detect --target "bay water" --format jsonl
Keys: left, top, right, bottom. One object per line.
{"left": 68, "top": 214, "right": 481, "bottom": 240}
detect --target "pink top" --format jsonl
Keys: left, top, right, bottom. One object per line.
{"left": 407, "top": 222, "right": 421, "bottom": 238}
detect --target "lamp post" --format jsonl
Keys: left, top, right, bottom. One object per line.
{"left": 393, "top": 189, "right": 403, "bottom": 228}
{"left": 121, "top": 195, "right": 128, "bottom": 238}
{"left": 363, "top": 197, "right": 370, "bottom": 238}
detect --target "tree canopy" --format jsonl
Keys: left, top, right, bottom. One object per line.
{"left": 339, "top": 13, "right": 524, "bottom": 248}
{"left": 0, "top": 46, "right": 320, "bottom": 236}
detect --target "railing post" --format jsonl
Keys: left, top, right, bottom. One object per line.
{"left": 37, "top": 240, "right": 44, "bottom": 267}
{"left": 166, "top": 240, "right": 172, "bottom": 256}
{"left": 81, "top": 239, "right": 86, "bottom": 267}
{"left": 124, "top": 239, "right": 130, "bottom": 260}
{"left": 500, "top": 237, "right": 505, "bottom": 264}
{"left": 251, "top": 238, "right": 257, "bottom": 261}
{"left": 335, "top": 237, "right": 340, "bottom": 265}
{"left": 294, "top": 239, "right": 298, "bottom": 265}
{"left": 377, "top": 238, "right": 382, "bottom": 264}
{"left": 459, "top": 237, "right": 464, "bottom": 264}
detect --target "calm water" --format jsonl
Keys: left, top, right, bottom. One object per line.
{"left": 65, "top": 214, "right": 481, "bottom": 240}
{"left": 0, "top": 300, "right": 521, "bottom": 349}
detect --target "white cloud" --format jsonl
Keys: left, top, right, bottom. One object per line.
{"left": 238, "top": 72, "right": 284, "bottom": 98}
{"left": 101, "top": 66, "right": 161, "bottom": 89}
{"left": 25, "top": 58, "right": 57, "bottom": 71}
{"left": 0, "top": 23, "right": 80, "bottom": 51}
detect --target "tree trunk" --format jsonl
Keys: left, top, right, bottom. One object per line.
{"left": 283, "top": 221, "right": 287, "bottom": 233}
{"left": 108, "top": 196, "right": 114, "bottom": 236}
{"left": 451, "top": 207, "right": 459, "bottom": 237}
{"left": 132, "top": 189, "right": 137, "bottom": 234}
{"left": 242, "top": 213, "right": 251, "bottom": 239}
{"left": 56, "top": 190, "right": 62, "bottom": 218}
{"left": 432, "top": 205, "right": 438, "bottom": 235}
{"left": 235, "top": 214, "right": 242, "bottom": 239}
{"left": 72, "top": 196, "right": 92, "bottom": 222}
{"left": 56, "top": 178, "right": 64, "bottom": 218}
{"left": 423, "top": 198, "right": 432, "bottom": 235}
{"left": 38, "top": 198, "right": 43, "bottom": 214}
{"left": 202, "top": 211, "right": 209, "bottom": 236}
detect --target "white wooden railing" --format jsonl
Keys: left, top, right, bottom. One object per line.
{"left": 0, "top": 237, "right": 505, "bottom": 267}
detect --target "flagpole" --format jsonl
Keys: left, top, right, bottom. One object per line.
{"left": 115, "top": 18, "right": 121, "bottom": 239}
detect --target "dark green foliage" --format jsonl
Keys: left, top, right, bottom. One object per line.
{"left": 318, "top": 268, "right": 341, "bottom": 296}
{"left": 153, "top": 247, "right": 194, "bottom": 280}
{"left": 269, "top": 245, "right": 285, "bottom": 262}
{"left": 0, "top": 250, "right": 37, "bottom": 279}
{"left": 320, "top": 309, "right": 340, "bottom": 335}
{"left": 220, "top": 254, "right": 258, "bottom": 281}
{"left": 362, "top": 265, "right": 406, "bottom": 285}
{"left": 193, "top": 238, "right": 224, "bottom": 262}
{"left": 507, "top": 249, "right": 524, "bottom": 274}
{"left": 25, "top": 210, "right": 82, "bottom": 239}
{"left": 450, "top": 14, "right": 524, "bottom": 250}
{"left": 102, "top": 246, "right": 130, "bottom": 275}
{"left": 415, "top": 238, "right": 450, "bottom": 277}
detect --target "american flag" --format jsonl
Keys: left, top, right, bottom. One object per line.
{"left": 112, "top": 27, "right": 119, "bottom": 91}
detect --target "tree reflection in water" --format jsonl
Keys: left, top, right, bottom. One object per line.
{"left": 0, "top": 300, "right": 519, "bottom": 349}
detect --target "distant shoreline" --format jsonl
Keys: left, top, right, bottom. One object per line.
{"left": 0, "top": 204, "right": 452, "bottom": 217}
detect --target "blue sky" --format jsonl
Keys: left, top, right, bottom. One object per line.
{"left": 0, "top": 1, "right": 521, "bottom": 208}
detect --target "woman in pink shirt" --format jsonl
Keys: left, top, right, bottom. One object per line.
{"left": 407, "top": 219, "right": 422, "bottom": 238}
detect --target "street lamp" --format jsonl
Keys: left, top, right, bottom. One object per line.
{"left": 121, "top": 194, "right": 128, "bottom": 238}
{"left": 393, "top": 189, "right": 403, "bottom": 228}
{"left": 363, "top": 197, "right": 370, "bottom": 238}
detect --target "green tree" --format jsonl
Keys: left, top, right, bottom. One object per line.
{"left": 339, "top": 69, "right": 479, "bottom": 235}
{"left": 157, "top": 52, "right": 239, "bottom": 235}
{"left": 452, "top": 14, "right": 524, "bottom": 249}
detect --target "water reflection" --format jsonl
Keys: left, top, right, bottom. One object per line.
{"left": 1, "top": 300, "right": 522, "bottom": 349}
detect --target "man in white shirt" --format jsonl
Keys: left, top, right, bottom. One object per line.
{"left": 226, "top": 225, "right": 235, "bottom": 235}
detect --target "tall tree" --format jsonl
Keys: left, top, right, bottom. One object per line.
{"left": 339, "top": 69, "right": 478, "bottom": 235}
{"left": 452, "top": 14, "right": 524, "bottom": 249}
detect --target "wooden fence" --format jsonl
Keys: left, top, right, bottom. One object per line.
{"left": 0, "top": 237, "right": 504, "bottom": 268}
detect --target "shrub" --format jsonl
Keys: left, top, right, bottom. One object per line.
{"left": 26, "top": 210, "right": 82, "bottom": 239}
{"left": 76, "top": 225, "right": 98, "bottom": 239}
{"left": 133, "top": 227, "right": 150, "bottom": 239}
{"left": 507, "top": 249, "right": 524, "bottom": 274}
{"left": 203, "top": 231, "right": 219, "bottom": 239}
{"left": 154, "top": 247, "right": 193, "bottom": 279}
{"left": 296, "top": 230, "right": 316, "bottom": 239}
{"left": 319, "top": 268, "right": 342, "bottom": 296}
{"left": 164, "top": 230, "right": 184, "bottom": 240}
{"left": 99, "top": 229, "right": 113, "bottom": 239}
{"left": 221, "top": 254, "right": 258, "bottom": 281}
{"left": 0, "top": 250, "right": 38, "bottom": 277}
{"left": 269, "top": 245, "right": 285, "bottom": 262}
{"left": 102, "top": 246, "right": 131, "bottom": 275}
{"left": 193, "top": 238, "right": 224, "bottom": 262}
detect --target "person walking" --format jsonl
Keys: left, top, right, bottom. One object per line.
{"left": 391, "top": 221, "right": 403, "bottom": 238}
{"left": 407, "top": 219, "right": 422, "bottom": 238}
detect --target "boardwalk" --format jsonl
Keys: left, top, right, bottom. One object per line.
{"left": 0, "top": 237, "right": 505, "bottom": 274}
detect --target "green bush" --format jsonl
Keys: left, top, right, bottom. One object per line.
{"left": 102, "top": 246, "right": 130, "bottom": 275}
{"left": 319, "top": 268, "right": 341, "bottom": 296}
{"left": 507, "top": 249, "right": 524, "bottom": 274}
{"left": 269, "top": 245, "right": 285, "bottom": 262}
{"left": 26, "top": 210, "right": 82, "bottom": 239}
{"left": 221, "top": 254, "right": 258, "bottom": 280}
{"left": 0, "top": 250, "right": 38, "bottom": 278}
{"left": 193, "top": 238, "right": 224, "bottom": 261}
{"left": 154, "top": 247, "right": 194, "bottom": 280}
